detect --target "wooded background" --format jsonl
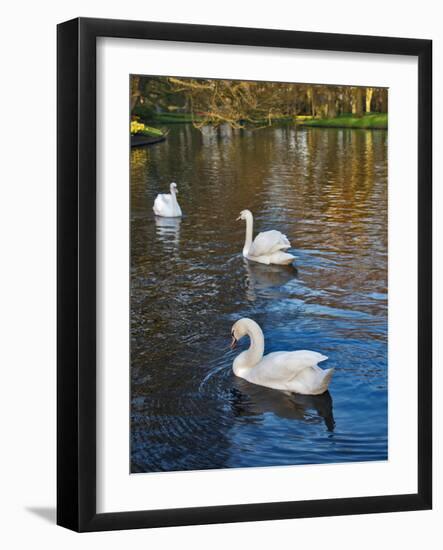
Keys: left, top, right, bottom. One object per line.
{"left": 131, "top": 76, "right": 388, "bottom": 127}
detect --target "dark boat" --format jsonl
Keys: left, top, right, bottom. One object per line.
{"left": 130, "top": 133, "right": 167, "bottom": 147}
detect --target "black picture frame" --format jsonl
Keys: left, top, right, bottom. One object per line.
{"left": 57, "top": 17, "right": 432, "bottom": 532}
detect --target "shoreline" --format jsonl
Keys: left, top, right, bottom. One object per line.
{"left": 130, "top": 134, "right": 167, "bottom": 147}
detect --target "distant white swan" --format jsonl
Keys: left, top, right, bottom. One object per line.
{"left": 237, "top": 209, "right": 296, "bottom": 265}
{"left": 230, "top": 318, "right": 334, "bottom": 395}
{"left": 153, "top": 182, "right": 182, "bottom": 218}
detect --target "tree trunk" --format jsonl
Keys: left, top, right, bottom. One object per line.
{"left": 342, "top": 88, "right": 351, "bottom": 114}
{"left": 380, "top": 88, "right": 388, "bottom": 113}
{"left": 365, "top": 87, "right": 374, "bottom": 113}
{"left": 307, "top": 87, "right": 316, "bottom": 117}
{"left": 327, "top": 89, "right": 337, "bottom": 118}
{"left": 131, "top": 76, "right": 141, "bottom": 111}
{"left": 351, "top": 87, "right": 363, "bottom": 117}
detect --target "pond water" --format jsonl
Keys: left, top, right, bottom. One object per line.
{"left": 130, "top": 124, "right": 388, "bottom": 473}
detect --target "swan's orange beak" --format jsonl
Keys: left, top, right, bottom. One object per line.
{"left": 236, "top": 215, "right": 241, "bottom": 221}
{"left": 230, "top": 336, "right": 237, "bottom": 350}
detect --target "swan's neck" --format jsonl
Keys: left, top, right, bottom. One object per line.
{"left": 169, "top": 186, "right": 180, "bottom": 216}
{"left": 243, "top": 213, "right": 254, "bottom": 256}
{"left": 233, "top": 321, "right": 264, "bottom": 375}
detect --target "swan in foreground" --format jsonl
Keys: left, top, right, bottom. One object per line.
{"left": 237, "top": 209, "right": 296, "bottom": 265}
{"left": 153, "top": 182, "right": 182, "bottom": 218}
{"left": 230, "top": 318, "right": 334, "bottom": 395}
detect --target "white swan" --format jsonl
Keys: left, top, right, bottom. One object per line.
{"left": 230, "top": 318, "right": 334, "bottom": 395}
{"left": 153, "top": 182, "right": 182, "bottom": 218}
{"left": 237, "top": 209, "right": 296, "bottom": 265}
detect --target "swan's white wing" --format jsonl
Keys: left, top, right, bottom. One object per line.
{"left": 248, "top": 230, "right": 291, "bottom": 257}
{"left": 251, "top": 350, "right": 328, "bottom": 386}
{"left": 153, "top": 193, "right": 173, "bottom": 216}
{"left": 155, "top": 193, "right": 173, "bottom": 206}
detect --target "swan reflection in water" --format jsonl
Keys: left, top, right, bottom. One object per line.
{"left": 244, "top": 259, "right": 298, "bottom": 301}
{"left": 230, "top": 376, "right": 335, "bottom": 432}
{"left": 154, "top": 216, "right": 181, "bottom": 250}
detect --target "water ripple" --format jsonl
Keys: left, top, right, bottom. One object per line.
{"left": 131, "top": 125, "right": 388, "bottom": 472}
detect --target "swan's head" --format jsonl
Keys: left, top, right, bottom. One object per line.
{"left": 230, "top": 317, "right": 258, "bottom": 349}
{"left": 170, "top": 182, "right": 178, "bottom": 194}
{"left": 236, "top": 209, "right": 252, "bottom": 222}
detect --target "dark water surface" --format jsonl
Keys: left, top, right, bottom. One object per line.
{"left": 130, "top": 124, "right": 388, "bottom": 473}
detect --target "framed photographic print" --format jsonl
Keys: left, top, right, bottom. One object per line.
{"left": 57, "top": 17, "right": 432, "bottom": 531}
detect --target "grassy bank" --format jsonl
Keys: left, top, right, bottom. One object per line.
{"left": 151, "top": 113, "right": 313, "bottom": 126}
{"left": 149, "top": 112, "right": 387, "bottom": 129}
{"left": 131, "top": 120, "right": 165, "bottom": 138}
{"left": 151, "top": 112, "right": 201, "bottom": 124}
{"left": 138, "top": 126, "right": 165, "bottom": 137}
{"left": 132, "top": 108, "right": 387, "bottom": 131}
{"left": 300, "top": 113, "right": 387, "bottom": 129}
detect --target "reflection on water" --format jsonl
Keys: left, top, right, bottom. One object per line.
{"left": 154, "top": 216, "right": 181, "bottom": 250}
{"left": 230, "top": 379, "right": 335, "bottom": 431}
{"left": 244, "top": 261, "right": 298, "bottom": 301}
{"left": 131, "top": 124, "right": 388, "bottom": 473}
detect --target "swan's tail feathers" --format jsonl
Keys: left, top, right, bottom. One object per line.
{"left": 270, "top": 251, "right": 297, "bottom": 265}
{"left": 321, "top": 368, "right": 335, "bottom": 390}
